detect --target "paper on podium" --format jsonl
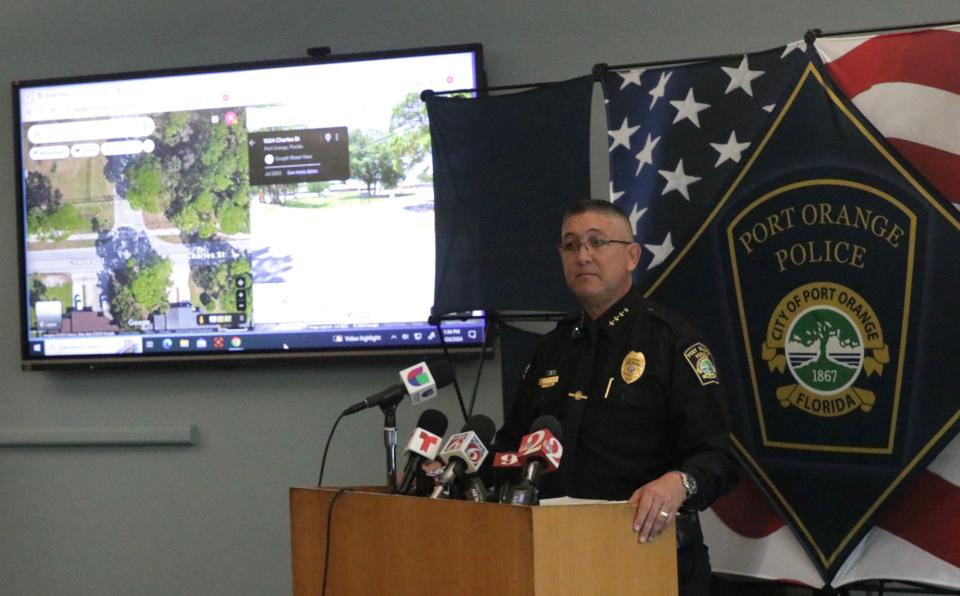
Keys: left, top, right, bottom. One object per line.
{"left": 539, "top": 496, "right": 628, "bottom": 506}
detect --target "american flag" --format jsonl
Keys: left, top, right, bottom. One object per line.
{"left": 602, "top": 30, "right": 960, "bottom": 589}
{"left": 704, "top": 441, "right": 960, "bottom": 589}
{"left": 601, "top": 44, "right": 808, "bottom": 280}
{"left": 818, "top": 26, "right": 960, "bottom": 210}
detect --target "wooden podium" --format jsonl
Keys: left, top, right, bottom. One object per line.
{"left": 290, "top": 487, "right": 677, "bottom": 596}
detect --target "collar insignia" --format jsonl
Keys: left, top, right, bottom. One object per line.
{"left": 608, "top": 307, "right": 631, "bottom": 327}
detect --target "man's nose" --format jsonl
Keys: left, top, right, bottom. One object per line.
{"left": 575, "top": 243, "right": 594, "bottom": 262}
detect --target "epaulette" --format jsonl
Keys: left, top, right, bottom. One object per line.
{"left": 636, "top": 298, "right": 694, "bottom": 335}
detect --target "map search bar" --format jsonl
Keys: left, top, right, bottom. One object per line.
{"left": 27, "top": 116, "right": 156, "bottom": 144}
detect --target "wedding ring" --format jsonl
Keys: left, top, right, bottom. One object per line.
{"left": 658, "top": 510, "right": 670, "bottom": 518}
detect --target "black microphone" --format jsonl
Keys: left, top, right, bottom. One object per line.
{"left": 430, "top": 415, "right": 496, "bottom": 499}
{"left": 342, "top": 360, "right": 456, "bottom": 415}
{"left": 492, "top": 451, "right": 524, "bottom": 503}
{"left": 396, "top": 409, "right": 449, "bottom": 495}
{"left": 462, "top": 475, "right": 490, "bottom": 503}
{"left": 508, "top": 415, "right": 564, "bottom": 506}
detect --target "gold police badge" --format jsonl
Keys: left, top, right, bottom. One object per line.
{"left": 620, "top": 351, "right": 646, "bottom": 384}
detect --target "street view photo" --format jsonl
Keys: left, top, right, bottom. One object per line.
{"left": 16, "top": 49, "right": 484, "bottom": 361}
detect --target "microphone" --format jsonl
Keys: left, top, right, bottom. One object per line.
{"left": 342, "top": 360, "right": 456, "bottom": 415}
{"left": 507, "top": 415, "right": 563, "bottom": 506}
{"left": 430, "top": 415, "right": 496, "bottom": 499}
{"left": 396, "top": 409, "right": 448, "bottom": 495}
{"left": 399, "top": 361, "right": 447, "bottom": 406}
{"left": 492, "top": 451, "right": 523, "bottom": 503}
{"left": 461, "top": 474, "right": 489, "bottom": 503}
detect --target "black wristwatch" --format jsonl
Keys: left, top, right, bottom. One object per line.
{"left": 678, "top": 471, "right": 698, "bottom": 499}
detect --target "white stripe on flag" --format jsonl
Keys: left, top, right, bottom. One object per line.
{"left": 852, "top": 83, "right": 960, "bottom": 155}
{"left": 832, "top": 527, "right": 960, "bottom": 589}
{"left": 701, "top": 508, "right": 824, "bottom": 587}
{"left": 814, "top": 36, "right": 871, "bottom": 62}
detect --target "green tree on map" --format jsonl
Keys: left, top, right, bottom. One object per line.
{"left": 24, "top": 171, "right": 87, "bottom": 239}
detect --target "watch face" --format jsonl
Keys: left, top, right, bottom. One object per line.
{"left": 683, "top": 473, "right": 697, "bottom": 495}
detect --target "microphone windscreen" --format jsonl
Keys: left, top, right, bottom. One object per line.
{"left": 462, "top": 414, "right": 496, "bottom": 447}
{"left": 529, "top": 414, "right": 562, "bottom": 442}
{"left": 417, "top": 408, "right": 449, "bottom": 437}
{"left": 428, "top": 360, "right": 457, "bottom": 388}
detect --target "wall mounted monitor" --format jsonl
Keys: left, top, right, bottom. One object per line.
{"left": 13, "top": 44, "right": 486, "bottom": 369}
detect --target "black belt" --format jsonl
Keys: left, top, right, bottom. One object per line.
{"left": 675, "top": 510, "right": 703, "bottom": 550}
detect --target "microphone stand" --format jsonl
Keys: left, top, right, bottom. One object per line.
{"left": 380, "top": 402, "right": 399, "bottom": 493}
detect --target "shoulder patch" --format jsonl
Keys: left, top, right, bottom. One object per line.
{"left": 683, "top": 342, "right": 719, "bottom": 386}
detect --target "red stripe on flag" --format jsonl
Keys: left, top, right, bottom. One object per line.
{"left": 876, "top": 471, "right": 960, "bottom": 567}
{"left": 888, "top": 137, "right": 960, "bottom": 205}
{"left": 710, "top": 473, "right": 785, "bottom": 539}
{"left": 823, "top": 29, "right": 960, "bottom": 98}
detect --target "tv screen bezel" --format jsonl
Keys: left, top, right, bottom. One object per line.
{"left": 12, "top": 43, "right": 488, "bottom": 371}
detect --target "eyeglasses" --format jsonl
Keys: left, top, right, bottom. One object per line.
{"left": 559, "top": 236, "right": 634, "bottom": 254}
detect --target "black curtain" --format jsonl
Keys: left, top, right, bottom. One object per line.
{"left": 426, "top": 75, "right": 594, "bottom": 316}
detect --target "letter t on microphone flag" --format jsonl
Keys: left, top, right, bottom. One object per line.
{"left": 425, "top": 76, "right": 593, "bottom": 316}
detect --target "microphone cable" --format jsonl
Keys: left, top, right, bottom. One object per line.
{"left": 320, "top": 487, "right": 352, "bottom": 596}
{"left": 316, "top": 411, "right": 346, "bottom": 487}
{"left": 432, "top": 313, "right": 497, "bottom": 422}
{"left": 433, "top": 318, "right": 470, "bottom": 423}
{"left": 466, "top": 317, "right": 496, "bottom": 418}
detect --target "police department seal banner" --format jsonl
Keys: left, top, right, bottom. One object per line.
{"left": 729, "top": 182, "right": 913, "bottom": 454}
{"left": 638, "top": 59, "right": 960, "bottom": 582}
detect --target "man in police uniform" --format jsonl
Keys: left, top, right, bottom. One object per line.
{"left": 499, "top": 199, "right": 737, "bottom": 595}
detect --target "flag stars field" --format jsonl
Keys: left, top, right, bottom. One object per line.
{"left": 649, "top": 71, "right": 672, "bottom": 109}
{"left": 659, "top": 159, "right": 701, "bottom": 200}
{"left": 618, "top": 68, "right": 644, "bottom": 90}
{"left": 608, "top": 117, "right": 641, "bottom": 152}
{"left": 644, "top": 233, "right": 674, "bottom": 269}
{"left": 628, "top": 203, "right": 647, "bottom": 235}
{"left": 722, "top": 55, "right": 765, "bottom": 96}
{"left": 634, "top": 133, "right": 660, "bottom": 175}
{"left": 711, "top": 131, "right": 751, "bottom": 166}
{"left": 670, "top": 88, "right": 711, "bottom": 127}
{"left": 609, "top": 181, "right": 625, "bottom": 202}
{"left": 603, "top": 45, "right": 807, "bottom": 273}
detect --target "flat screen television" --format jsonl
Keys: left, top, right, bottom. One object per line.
{"left": 13, "top": 44, "right": 486, "bottom": 370}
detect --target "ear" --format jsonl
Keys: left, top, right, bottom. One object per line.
{"left": 627, "top": 242, "right": 641, "bottom": 272}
